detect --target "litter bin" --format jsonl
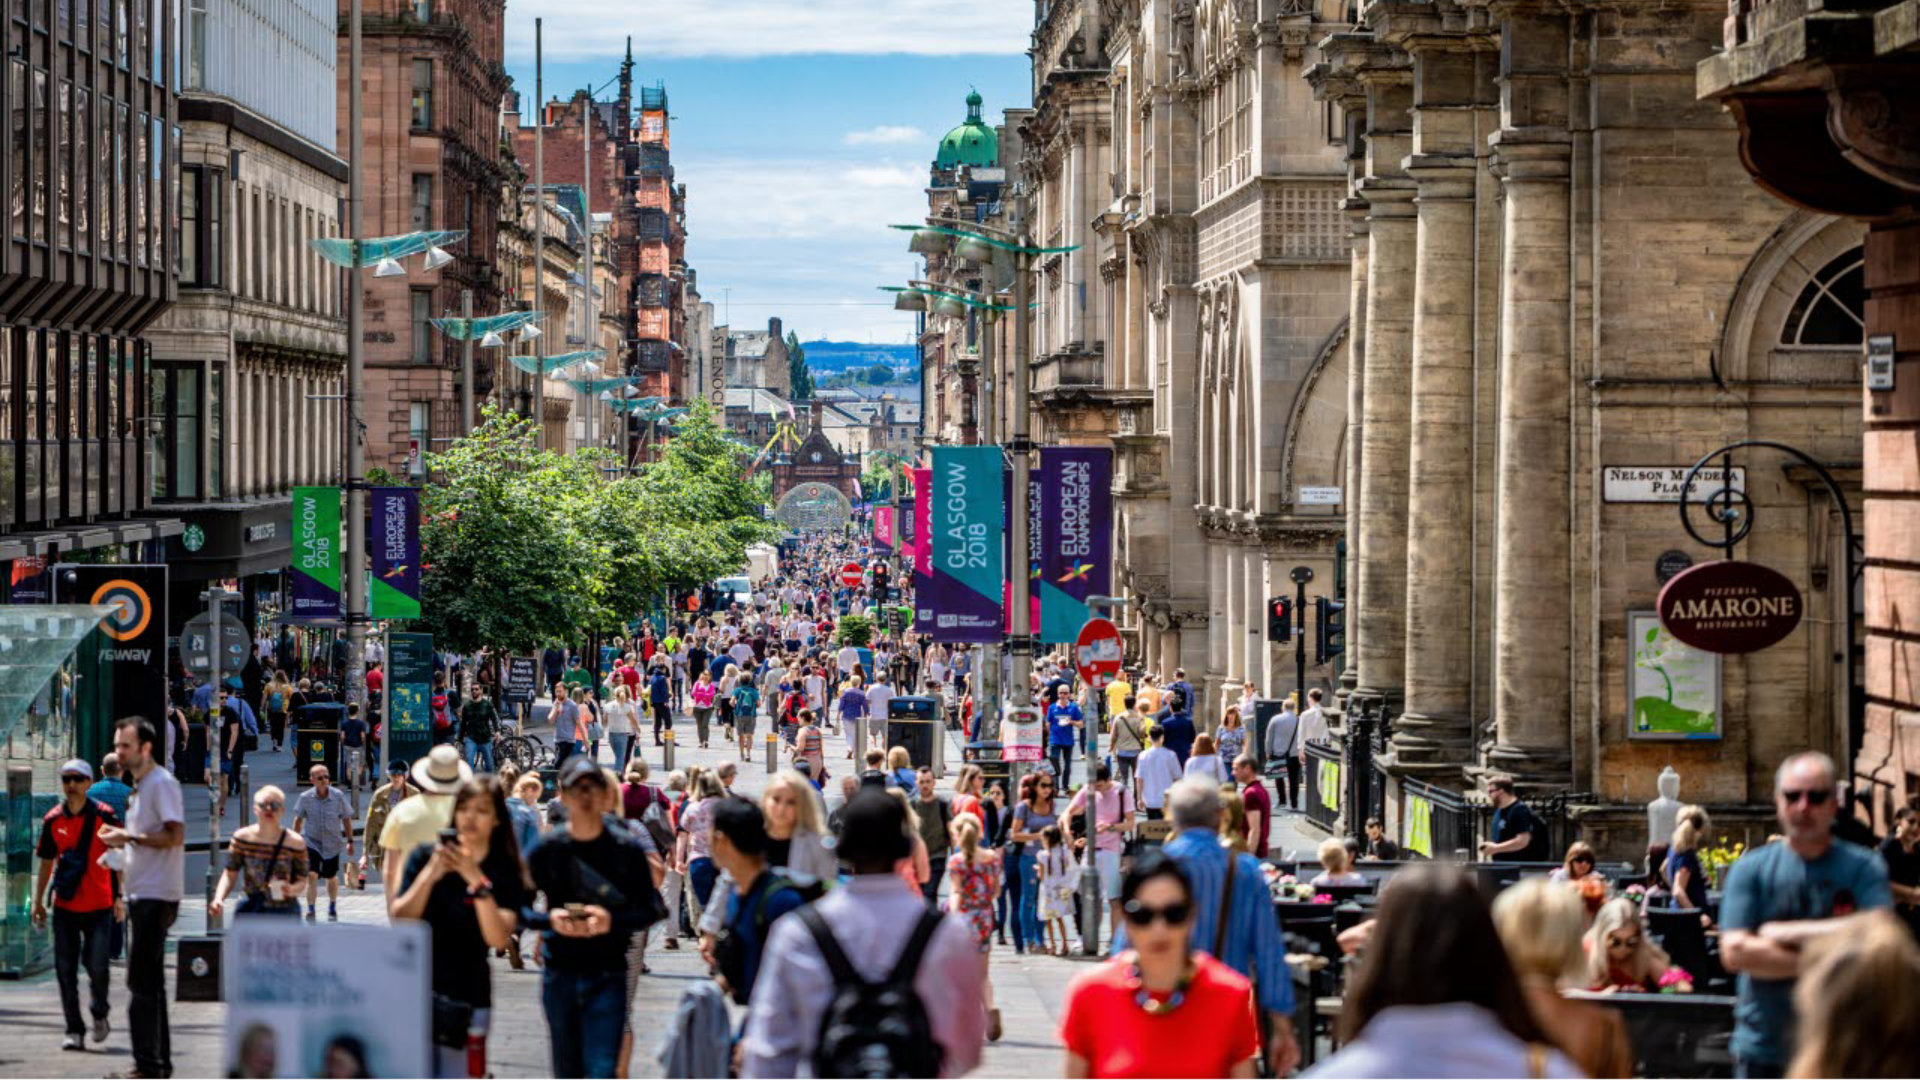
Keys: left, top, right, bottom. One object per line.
{"left": 886, "top": 696, "right": 944, "bottom": 777}
{"left": 292, "top": 702, "right": 345, "bottom": 785}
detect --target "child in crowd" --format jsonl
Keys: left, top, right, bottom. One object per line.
{"left": 1037, "top": 824, "right": 1078, "bottom": 957}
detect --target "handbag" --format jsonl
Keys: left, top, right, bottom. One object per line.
{"left": 575, "top": 840, "right": 668, "bottom": 930}
{"left": 431, "top": 993, "right": 475, "bottom": 1049}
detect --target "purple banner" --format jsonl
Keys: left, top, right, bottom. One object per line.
{"left": 1002, "top": 463, "right": 1044, "bottom": 634}
{"left": 1039, "top": 447, "right": 1113, "bottom": 643}
{"left": 912, "top": 467, "right": 935, "bottom": 634}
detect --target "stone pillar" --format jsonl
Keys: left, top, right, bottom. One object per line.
{"left": 1395, "top": 44, "right": 1485, "bottom": 771}
{"left": 1488, "top": 6, "right": 1573, "bottom": 785}
{"left": 1353, "top": 67, "right": 1416, "bottom": 715}
{"left": 1339, "top": 206, "right": 1369, "bottom": 705}
{"left": 1225, "top": 540, "right": 1246, "bottom": 699}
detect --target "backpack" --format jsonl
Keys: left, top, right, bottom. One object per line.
{"left": 799, "top": 905, "right": 945, "bottom": 1079}
{"left": 712, "top": 868, "right": 825, "bottom": 1005}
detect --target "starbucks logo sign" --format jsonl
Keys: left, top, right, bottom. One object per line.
{"left": 182, "top": 524, "right": 206, "bottom": 553}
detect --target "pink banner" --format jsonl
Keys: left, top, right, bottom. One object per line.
{"left": 912, "top": 468, "right": 932, "bottom": 633}
{"left": 873, "top": 506, "right": 896, "bottom": 550}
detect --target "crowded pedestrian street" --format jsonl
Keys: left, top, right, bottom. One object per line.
{"left": 4, "top": 0, "right": 1920, "bottom": 1076}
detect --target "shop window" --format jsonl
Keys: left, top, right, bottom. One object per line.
{"left": 410, "top": 60, "right": 433, "bottom": 131}
{"left": 408, "top": 402, "right": 430, "bottom": 479}
{"left": 1782, "top": 248, "right": 1866, "bottom": 347}
{"left": 410, "top": 288, "right": 432, "bottom": 363}
{"left": 410, "top": 173, "right": 432, "bottom": 232}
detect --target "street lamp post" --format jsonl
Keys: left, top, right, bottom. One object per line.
{"left": 345, "top": 0, "right": 366, "bottom": 715}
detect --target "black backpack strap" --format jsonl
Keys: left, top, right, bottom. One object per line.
{"left": 798, "top": 904, "right": 863, "bottom": 988}
{"left": 886, "top": 907, "right": 946, "bottom": 987}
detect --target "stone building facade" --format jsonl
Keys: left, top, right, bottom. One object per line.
{"left": 1700, "top": 0, "right": 1920, "bottom": 827}
{"left": 339, "top": 0, "right": 509, "bottom": 475}
{"left": 145, "top": 0, "right": 348, "bottom": 628}
{"left": 725, "top": 317, "right": 791, "bottom": 397}
{"left": 1314, "top": 0, "right": 1865, "bottom": 853}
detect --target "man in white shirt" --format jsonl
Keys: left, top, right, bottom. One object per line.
{"left": 865, "top": 676, "right": 894, "bottom": 750}
{"left": 96, "top": 717, "right": 185, "bottom": 1080}
{"left": 1298, "top": 688, "right": 1328, "bottom": 752}
{"left": 730, "top": 639, "right": 755, "bottom": 669}
{"left": 1265, "top": 700, "right": 1302, "bottom": 809}
{"left": 1134, "top": 726, "right": 1185, "bottom": 821}
{"left": 837, "top": 642, "right": 860, "bottom": 677}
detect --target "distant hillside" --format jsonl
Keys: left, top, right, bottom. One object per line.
{"left": 800, "top": 340, "right": 918, "bottom": 373}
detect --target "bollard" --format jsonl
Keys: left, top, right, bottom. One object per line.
{"left": 239, "top": 764, "right": 252, "bottom": 819}
{"left": 1078, "top": 855, "right": 1103, "bottom": 956}
{"left": 661, "top": 730, "right": 676, "bottom": 773}
{"left": 765, "top": 732, "right": 778, "bottom": 774}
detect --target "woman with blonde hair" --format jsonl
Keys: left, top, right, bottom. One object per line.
{"left": 885, "top": 745, "right": 917, "bottom": 790}
{"left": 263, "top": 669, "right": 295, "bottom": 753}
{"left": 1492, "top": 879, "right": 1634, "bottom": 1078}
{"left": 763, "top": 770, "right": 835, "bottom": 882}
{"left": 1663, "top": 804, "right": 1712, "bottom": 911}
{"left": 1788, "top": 911, "right": 1920, "bottom": 1078}
{"left": 888, "top": 787, "right": 931, "bottom": 895}
{"left": 1311, "top": 837, "right": 1368, "bottom": 888}
{"left": 1586, "top": 897, "right": 1679, "bottom": 992}
{"left": 602, "top": 683, "right": 640, "bottom": 772}
{"left": 945, "top": 815, "right": 1005, "bottom": 1041}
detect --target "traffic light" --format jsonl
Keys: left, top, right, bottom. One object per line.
{"left": 1316, "top": 597, "right": 1346, "bottom": 665}
{"left": 1268, "top": 597, "right": 1292, "bottom": 643}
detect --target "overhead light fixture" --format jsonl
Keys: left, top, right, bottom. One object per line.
{"left": 893, "top": 289, "right": 927, "bottom": 313}
{"left": 907, "top": 228, "right": 952, "bottom": 256}
{"left": 479, "top": 330, "right": 505, "bottom": 347}
{"left": 422, "top": 246, "right": 455, "bottom": 271}
{"left": 934, "top": 295, "right": 968, "bottom": 318}
{"left": 520, "top": 324, "right": 542, "bottom": 342}
{"left": 954, "top": 236, "right": 995, "bottom": 262}
{"left": 373, "top": 257, "right": 406, "bottom": 277}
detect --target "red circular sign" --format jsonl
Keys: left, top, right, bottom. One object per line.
{"left": 1073, "top": 617, "right": 1124, "bottom": 688}
{"left": 839, "top": 562, "right": 865, "bottom": 588}
{"left": 1657, "top": 559, "right": 1803, "bottom": 654}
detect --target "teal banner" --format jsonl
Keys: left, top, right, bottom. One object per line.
{"left": 927, "top": 446, "right": 1004, "bottom": 642}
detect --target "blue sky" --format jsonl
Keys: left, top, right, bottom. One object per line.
{"left": 505, "top": 2, "right": 1031, "bottom": 343}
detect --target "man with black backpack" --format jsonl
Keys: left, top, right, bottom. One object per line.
{"left": 706, "top": 798, "right": 811, "bottom": 1007}
{"left": 742, "top": 787, "right": 984, "bottom": 1078}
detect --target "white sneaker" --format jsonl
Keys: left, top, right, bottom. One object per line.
{"left": 90, "top": 1014, "right": 110, "bottom": 1044}
{"left": 61, "top": 1034, "right": 83, "bottom": 1051}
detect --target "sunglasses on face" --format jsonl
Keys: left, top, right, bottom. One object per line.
{"left": 1123, "top": 899, "right": 1191, "bottom": 927}
{"left": 61, "top": 775, "right": 88, "bottom": 784}
{"left": 256, "top": 801, "right": 283, "bottom": 812}
{"left": 1608, "top": 935, "right": 1641, "bottom": 950}
{"left": 1781, "top": 788, "right": 1833, "bottom": 806}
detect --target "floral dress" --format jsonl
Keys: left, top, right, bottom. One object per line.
{"left": 946, "top": 851, "right": 1004, "bottom": 953}
{"left": 1038, "top": 845, "right": 1079, "bottom": 922}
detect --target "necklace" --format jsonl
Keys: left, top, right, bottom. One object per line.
{"left": 1126, "top": 953, "right": 1194, "bottom": 1015}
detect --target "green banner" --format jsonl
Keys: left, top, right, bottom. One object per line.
{"left": 289, "top": 486, "right": 342, "bottom": 619}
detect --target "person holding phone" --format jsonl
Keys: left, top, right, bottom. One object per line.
{"left": 393, "top": 777, "right": 529, "bottom": 1078}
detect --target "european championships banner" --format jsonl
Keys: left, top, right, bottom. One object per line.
{"left": 1002, "top": 466, "right": 1043, "bottom": 634}
{"left": 927, "top": 446, "right": 1004, "bottom": 642}
{"left": 1039, "top": 446, "right": 1113, "bottom": 643}
{"left": 289, "top": 486, "right": 342, "bottom": 619}
{"left": 912, "top": 468, "right": 934, "bottom": 633}
{"left": 370, "top": 487, "right": 422, "bottom": 619}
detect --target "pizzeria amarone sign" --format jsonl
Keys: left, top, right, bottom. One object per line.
{"left": 1656, "top": 559, "right": 1803, "bottom": 654}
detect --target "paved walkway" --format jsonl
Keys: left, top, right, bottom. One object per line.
{"left": 0, "top": 697, "right": 1323, "bottom": 1077}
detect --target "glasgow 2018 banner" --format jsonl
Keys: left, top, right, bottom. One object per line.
{"left": 370, "top": 487, "right": 422, "bottom": 619}
{"left": 289, "top": 486, "right": 342, "bottom": 620}
{"left": 1039, "top": 447, "right": 1113, "bottom": 643}
{"left": 927, "top": 447, "right": 1004, "bottom": 642}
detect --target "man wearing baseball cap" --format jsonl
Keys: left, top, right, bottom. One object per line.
{"left": 33, "top": 760, "right": 122, "bottom": 1052}
{"left": 359, "top": 758, "right": 410, "bottom": 890}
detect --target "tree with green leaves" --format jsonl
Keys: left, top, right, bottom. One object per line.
{"left": 786, "top": 332, "right": 816, "bottom": 401}
{"left": 864, "top": 363, "right": 892, "bottom": 385}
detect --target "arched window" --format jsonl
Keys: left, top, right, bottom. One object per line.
{"left": 1781, "top": 247, "right": 1865, "bottom": 346}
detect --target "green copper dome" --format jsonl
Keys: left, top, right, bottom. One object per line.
{"left": 935, "top": 90, "right": 998, "bottom": 170}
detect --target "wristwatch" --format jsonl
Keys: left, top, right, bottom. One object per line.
{"left": 467, "top": 879, "right": 493, "bottom": 900}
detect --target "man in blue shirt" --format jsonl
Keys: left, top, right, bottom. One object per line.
{"left": 86, "top": 754, "right": 132, "bottom": 821}
{"left": 1157, "top": 694, "right": 1197, "bottom": 765}
{"left": 1116, "top": 777, "right": 1297, "bottom": 1075}
{"left": 1721, "top": 751, "right": 1891, "bottom": 1076}
{"left": 710, "top": 798, "right": 806, "bottom": 1008}
{"left": 1045, "top": 684, "right": 1083, "bottom": 788}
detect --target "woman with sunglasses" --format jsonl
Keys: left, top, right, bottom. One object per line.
{"left": 1008, "top": 771, "right": 1060, "bottom": 954}
{"left": 1585, "top": 897, "right": 1683, "bottom": 993}
{"left": 209, "top": 786, "right": 309, "bottom": 919}
{"left": 1060, "top": 853, "right": 1259, "bottom": 1078}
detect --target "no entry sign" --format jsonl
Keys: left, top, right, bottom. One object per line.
{"left": 839, "top": 562, "right": 865, "bottom": 588}
{"left": 1073, "top": 617, "right": 1123, "bottom": 688}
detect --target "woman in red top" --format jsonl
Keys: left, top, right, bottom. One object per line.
{"left": 1060, "top": 853, "right": 1259, "bottom": 1078}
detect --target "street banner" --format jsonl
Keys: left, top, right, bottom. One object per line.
{"left": 289, "top": 486, "right": 342, "bottom": 620}
{"left": 369, "top": 487, "right": 421, "bottom": 619}
{"left": 8, "top": 554, "right": 48, "bottom": 602}
{"left": 224, "top": 920, "right": 431, "bottom": 1078}
{"left": 912, "top": 468, "right": 934, "bottom": 633}
{"left": 1040, "top": 447, "right": 1113, "bottom": 644}
{"left": 503, "top": 656, "right": 539, "bottom": 704}
{"left": 927, "top": 446, "right": 1004, "bottom": 642}
{"left": 386, "top": 633, "right": 435, "bottom": 771}
{"left": 53, "top": 564, "right": 168, "bottom": 767}
{"left": 874, "top": 506, "right": 896, "bottom": 551}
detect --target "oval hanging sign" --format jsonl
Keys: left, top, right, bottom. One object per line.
{"left": 1657, "top": 560, "right": 1803, "bottom": 654}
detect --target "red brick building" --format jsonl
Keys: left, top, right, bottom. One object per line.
{"left": 338, "top": 0, "right": 510, "bottom": 475}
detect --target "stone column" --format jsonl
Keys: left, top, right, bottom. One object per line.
{"left": 1353, "top": 67, "right": 1417, "bottom": 715}
{"left": 1488, "top": 6, "right": 1573, "bottom": 785}
{"left": 1339, "top": 206, "right": 1369, "bottom": 705}
{"left": 1395, "top": 43, "right": 1486, "bottom": 771}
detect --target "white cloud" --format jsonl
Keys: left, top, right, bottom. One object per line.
{"left": 679, "top": 156, "right": 927, "bottom": 243}
{"left": 845, "top": 125, "right": 928, "bottom": 147}
{"left": 512, "top": 0, "right": 1030, "bottom": 61}
{"left": 846, "top": 165, "right": 924, "bottom": 188}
